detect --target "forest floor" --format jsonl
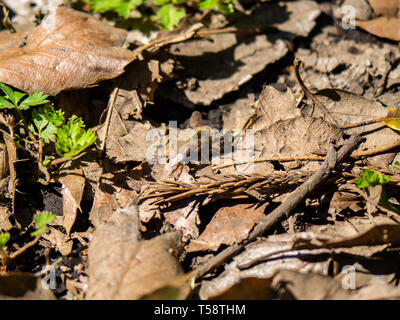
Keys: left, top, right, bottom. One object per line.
{"left": 0, "top": 0, "right": 399, "bottom": 300}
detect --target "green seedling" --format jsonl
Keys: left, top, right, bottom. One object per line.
{"left": 356, "top": 169, "right": 399, "bottom": 214}
{"left": 84, "top": 0, "right": 235, "bottom": 30}
{"left": 0, "top": 83, "right": 49, "bottom": 111}
{"left": 55, "top": 115, "right": 97, "bottom": 159}
{"left": 0, "top": 232, "right": 10, "bottom": 265}
{"left": 31, "top": 211, "right": 56, "bottom": 237}
{"left": 0, "top": 82, "right": 97, "bottom": 182}
{"left": 0, "top": 211, "right": 55, "bottom": 266}
{"left": 356, "top": 169, "right": 390, "bottom": 189}
{"left": 388, "top": 161, "right": 400, "bottom": 172}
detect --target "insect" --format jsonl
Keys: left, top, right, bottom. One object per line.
{"left": 341, "top": 103, "right": 400, "bottom": 131}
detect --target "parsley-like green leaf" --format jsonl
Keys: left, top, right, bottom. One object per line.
{"left": 199, "top": 0, "right": 233, "bottom": 13}
{"left": 0, "top": 96, "right": 15, "bottom": 109}
{"left": 356, "top": 169, "right": 390, "bottom": 189}
{"left": 31, "top": 211, "right": 55, "bottom": 237}
{"left": 115, "top": 0, "right": 143, "bottom": 18}
{"left": 13, "top": 91, "right": 27, "bottom": 105}
{"left": 19, "top": 92, "right": 49, "bottom": 110}
{"left": 56, "top": 115, "right": 97, "bottom": 158}
{"left": 31, "top": 104, "right": 65, "bottom": 143}
{"left": 0, "top": 232, "right": 10, "bottom": 249}
{"left": 0, "top": 82, "right": 17, "bottom": 104}
{"left": 155, "top": 4, "right": 185, "bottom": 30}
{"left": 90, "top": 0, "right": 121, "bottom": 12}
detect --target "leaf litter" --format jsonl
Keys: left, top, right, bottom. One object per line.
{"left": 0, "top": 0, "right": 400, "bottom": 301}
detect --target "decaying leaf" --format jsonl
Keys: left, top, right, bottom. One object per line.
{"left": 206, "top": 277, "right": 275, "bottom": 300}
{"left": 187, "top": 203, "right": 267, "bottom": 252}
{"left": 0, "top": 6, "right": 136, "bottom": 95}
{"left": 0, "top": 272, "right": 55, "bottom": 300}
{"left": 57, "top": 168, "right": 85, "bottom": 235}
{"left": 312, "top": 89, "right": 400, "bottom": 159}
{"left": 296, "top": 25, "right": 397, "bottom": 98}
{"left": 199, "top": 217, "right": 396, "bottom": 299}
{"left": 369, "top": 0, "right": 399, "bottom": 17}
{"left": 42, "top": 227, "right": 73, "bottom": 256}
{"left": 0, "top": 205, "right": 12, "bottom": 231}
{"left": 293, "top": 223, "right": 400, "bottom": 250}
{"left": 87, "top": 201, "right": 184, "bottom": 299}
{"left": 163, "top": 200, "right": 201, "bottom": 242}
{"left": 357, "top": 17, "right": 400, "bottom": 41}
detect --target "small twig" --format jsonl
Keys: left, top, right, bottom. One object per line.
{"left": 100, "top": 83, "right": 120, "bottom": 154}
{"left": 8, "top": 235, "right": 40, "bottom": 262}
{"left": 351, "top": 139, "right": 400, "bottom": 157}
{"left": 212, "top": 155, "right": 325, "bottom": 170}
{"left": 194, "top": 135, "right": 362, "bottom": 280}
{"left": 133, "top": 25, "right": 276, "bottom": 58}
{"left": 49, "top": 150, "right": 89, "bottom": 167}
{"left": 294, "top": 58, "right": 339, "bottom": 127}
{"left": 212, "top": 139, "right": 400, "bottom": 170}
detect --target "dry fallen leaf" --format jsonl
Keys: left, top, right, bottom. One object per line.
{"left": 163, "top": 200, "right": 201, "bottom": 242}
{"left": 87, "top": 201, "right": 185, "bottom": 299}
{"left": 369, "top": 0, "right": 399, "bottom": 17}
{"left": 42, "top": 227, "right": 73, "bottom": 256}
{"left": 0, "top": 6, "right": 136, "bottom": 95}
{"left": 309, "top": 89, "right": 400, "bottom": 159}
{"left": 199, "top": 217, "right": 395, "bottom": 299}
{"left": 187, "top": 203, "right": 267, "bottom": 252}
{"left": 206, "top": 277, "right": 275, "bottom": 300}
{"left": 271, "top": 269, "right": 353, "bottom": 300}
{"left": 357, "top": 17, "right": 400, "bottom": 41}
{"left": 57, "top": 168, "right": 85, "bottom": 235}
{"left": 296, "top": 25, "right": 397, "bottom": 98}
{"left": 0, "top": 272, "right": 55, "bottom": 300}
{"left": 293, "top": 223, "right": 400, "bottom": 250}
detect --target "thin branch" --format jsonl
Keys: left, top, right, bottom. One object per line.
{"left": 100, "top": 83, "right": 120, "bottom": 154}
{"left": 194, "top": 135, "right": 362, "bottom": 280}
{"left": 9, "top": 235, "right": 40, "bottom": 262}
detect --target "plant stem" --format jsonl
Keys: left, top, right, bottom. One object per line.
{"left": 9, "top": 235, "right": 40, "bottom": 262}
{"left": 0, "top": 247, "right": 8, "bottom": 266}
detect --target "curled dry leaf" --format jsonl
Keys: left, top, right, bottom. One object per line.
{"left": 187, "top": 203, "right": 267, "bottom": 252}
{"left": 0, "top": 6, "right": 136, "bottom": 95}
{"left": 57, "top": 168, "right": 85, "bottom": 235}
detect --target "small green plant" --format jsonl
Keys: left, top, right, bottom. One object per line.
{"left": 388, "top": 161, "right": 400, "bottom": 172}
{"left": 31, "top": 211, "right": 56, "bottom": 237}
{"left": 0, "top": 232, "right": 10, "bottom": 264}
{"left": 0, "top": 82, "right": 97, "bottom": 182}
{"left": 0, "top": 211, "right": 55, "bottom": 266}
{"left": 355, "top": 169, "right": 390, "bottom": 189}
{"left": 83, "top": 0, "right": 235, "bottom": 30}
{"left": 356, "top": 169, "right": 400, "bottom": 214}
